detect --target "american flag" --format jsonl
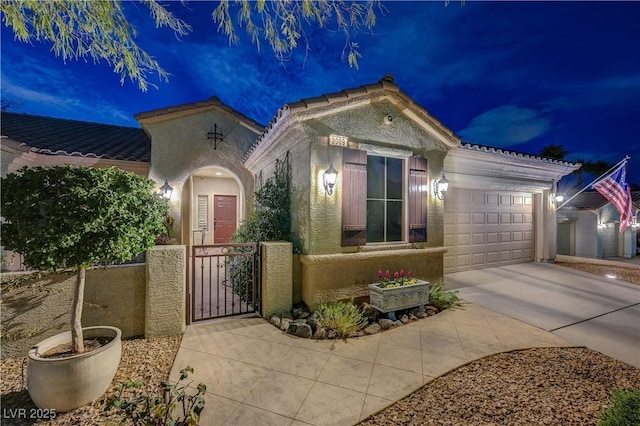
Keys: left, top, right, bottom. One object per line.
{"left": 592, "top": 162, "right": 633, "bottom": 233}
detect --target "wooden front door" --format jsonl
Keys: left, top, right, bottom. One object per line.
{"left": 214, "top": 195, "right": 237, "bottom": 243}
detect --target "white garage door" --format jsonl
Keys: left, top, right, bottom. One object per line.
{"left": 444, "top": 190, "right": 534, "bottom": 273}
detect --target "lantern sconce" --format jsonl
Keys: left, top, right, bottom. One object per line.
{"left": 434, "top": 174, "right": 449, "bottom": 200}
{"left": 323, "top": 162, "right": 338, "bottom": 195}
{"left": 206, "top": 123, "right": 224, "bottom": 150}
{"left": 159, "top": 179, "right": 173, "bottom": 202}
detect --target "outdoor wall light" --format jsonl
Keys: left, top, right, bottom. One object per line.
{"left": 159, "top": 179, "right": 173, "bottom": 201}
{"left": 555, "top": 194, "right": 564, "bottom": 204}
{"left": 323, "top": 162, "right": 338, "bottom": 195}
{"left": 434, "top": 174, "right": 449, "bottom": 200}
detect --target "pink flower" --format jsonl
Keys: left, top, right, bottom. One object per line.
{"left": 385, "top": 270, "right": 391, "bottom": 279}
{"left": 400, "top": 269, "right": 405, "bottom": 277}
{"left": 408, "top": 271, "right": 413, "bottom": 277}
{"left": 394, "top": 271, "right": 400, "bottom": 279}
{"left": 377, "top": 270, "right": 383, "bottom": 279}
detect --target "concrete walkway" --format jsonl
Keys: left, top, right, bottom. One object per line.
{"left": 447, "top": 262, "right": 640, "bottom": 368}
{"left": 170, "top": 303, "right": 570, "bottom": 426}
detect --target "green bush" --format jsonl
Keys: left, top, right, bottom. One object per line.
{"left": 428, "top": 282, "right": 462, "bottom": 310}
{"left": 106, "top": 366, "right": 206, "bottom": 426}
{"left": 231, "top": 154, "right": 292, "bottom": 302}
{"left": 317, "top": 301, "right": 367, "bottom": 338}
{"left": 598, "top": 389, "right": 640, "bottom": 426}
{"left": 1, "top": 165, "right": 166, "bottom": 353}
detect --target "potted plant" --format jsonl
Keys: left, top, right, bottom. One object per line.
{"left": 0, "top": 165, "right": 166, "bottom": 412}
{"left": 368, "top": 269, "right": 430, "bottom": 313}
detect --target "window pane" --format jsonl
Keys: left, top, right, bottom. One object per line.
{"left": 386, "top": 201, "right": 403, "bottom": 241}
{"left": 367, "top": 156, "right": 385, "bottom": 199}
{"left": 387, "top": 158, "right": 403, "bottom": 199}
{"left": 367, "top": 200, "right": 384, "bottom": 242}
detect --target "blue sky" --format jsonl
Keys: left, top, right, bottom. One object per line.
{"left": 1, "top": 1, "right": 639, "bottom": 185}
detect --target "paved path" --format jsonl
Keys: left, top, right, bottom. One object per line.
{"left": 447, "top": 262, "right": 640, "bottom": 368}
{"left": 170, "top": 303, "right": 570, "bottom": 426}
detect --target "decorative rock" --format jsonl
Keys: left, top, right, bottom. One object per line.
{"left": 348, "top": 331, "right": 364, "bottom": 338}
{"left": 361, "top": 302, "right": 380, "bottom": 322}
{"left": 426, "top": 306, "right": 439, "bottom": 316}
{"left": 280, "top": 318, "right": 292, "bottom": 331}
{"left": 307, "top": 317, "right": 321, "bottom": 332}
{"left": 288, "top": 323, "right": 312, "bottom": 338}
{"left": 393, "top": 320, "right": 403, "bottom": 327}
{"left": 364, "top": 323, "right": 381, "bottom": 335}
{"left": 270, "top": 316, "right": 281, "bottom": 328}
{"left": 292, "top": 304, "right": 311, "bottom": 320}
{"left": 387, "top": 311, "right": 397, "bottom": 322}
{"left": 378, "top": 319, "right": 394, "bottom": 330}
{"left": 408, "top": 313, "right": 418, "bottom": 321}
{"left": 416, "top": 311, "right": 427, "bottom": 319}
{"left": 292, "top": 318, "right": 308, "bottom": 324}
{"left": 281, "top": 312, "right": 294, "bottom": 320}
{"left": 399, "top": 314, "right": 409, "bottom": 324}
{"left": 326, "top": 329, "right": 338, "bottom": 340}
{"left": 313, "top": 327, "right": 327, "bottom": 339}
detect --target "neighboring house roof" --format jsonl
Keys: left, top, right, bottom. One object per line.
{"left": 243, "top": 75, "right": 461, "bottom": 162}
{"left": 1, "top": 112, "right": 150, "bottom": 161}
{"left": 134, "top": 96, "right": 264, "bottom": 133}
{"left": 559, "top": 190, "right": 640, "bottom": 210}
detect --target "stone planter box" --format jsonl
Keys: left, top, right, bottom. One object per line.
{"left": 368, "top": 280, "right": 430, "bottom": 313}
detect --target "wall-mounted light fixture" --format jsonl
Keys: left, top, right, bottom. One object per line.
{"left": 434, "top": 174, "right": 449, "bottom": 200}
{"left": 159, "top": 179, "right": 173, "bottom": 201}
{"left": 207, "top": 123, "right": 224, "bottom": 150}
{"left": 598, "top": 222, "right": 607, "bottom": 229}
{"left": 323, "top": 162, "right": 338, "bottom": 195}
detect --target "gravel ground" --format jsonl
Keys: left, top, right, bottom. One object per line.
{"left": 359, "top": 347, "right": 640, "bottom": 426}
{"left": 1, "top": 261, "right": 638, "bottom": 425}
{"left": 0, "top": 336, "right": 181, "bottom": 425}
{"left": 556, "top": 261, "right": 640, "bottom": 286}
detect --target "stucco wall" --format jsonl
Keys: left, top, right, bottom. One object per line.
{"left": 143, "top": 110, "right": 258, "bottom": 242}
{"left": 1, "top": 264, "right": 145, "bottom": 359}
{"left": 558, "top": 210, "right": 599, "bottom": 258}
{"left": 299, "top": 247, "right": 446, "bottom": 310}
{"left": 260, "top": 242, "right": 293, "bottom": 317}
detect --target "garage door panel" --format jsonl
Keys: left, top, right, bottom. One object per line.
{"left": 445, "top": 189, "right": 534, "bottom": 273}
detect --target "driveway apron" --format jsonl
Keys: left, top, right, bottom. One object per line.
{"left": 446, "top": 262, "right": 640, "bottom": 367}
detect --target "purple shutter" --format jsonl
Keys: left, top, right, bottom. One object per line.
{"left": 342, "top": 148, "right": 367, "bottom": 246}
{"left": 408, "top": 156, "right": 428, "bottom": 242}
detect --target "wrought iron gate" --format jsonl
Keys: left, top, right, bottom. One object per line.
{"left": 189, "top": 243, "right": 260, "bottom": 323}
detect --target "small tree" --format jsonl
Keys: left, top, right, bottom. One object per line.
{"left": 1, "top": 165, "right": 166, "bottom": 353}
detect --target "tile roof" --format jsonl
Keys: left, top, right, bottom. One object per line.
{"left": 461, "top": 142, "right": 580, "bottom": 168}
{"left": 559, "top": 190, "right": 640, "bottom": 210}
{"left": 1, "top": 112, "right": 150, "bottom": 161}
{"left": 135, "top": 96, "right": 264, "bottom": 132}
{"left": 243, "top": 75, "right": 460, "bottom": 162}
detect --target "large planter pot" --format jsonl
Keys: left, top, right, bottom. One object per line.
{"left": 27, "top": 326, "right": 122, "bottom": 412}
{"left": 368, "top": 280, "right": 430, "bottom": 313}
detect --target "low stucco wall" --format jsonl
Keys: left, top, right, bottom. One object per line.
{"left": 300, "top": 247, "right": 447, "bottom": 309}
{"left": 261, "top": 242, "right": 293, "bottom": 318}
{"left": 1, "top": 264, "right": 145, "bottom": 359}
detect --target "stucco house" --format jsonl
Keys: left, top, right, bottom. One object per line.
{"left": 557, "top": 191, "right": 639, "bottom": 259}
{"left": 2, "top": 76, "right": 579, "bottom": 309}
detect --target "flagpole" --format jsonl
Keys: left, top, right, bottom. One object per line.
{"left": 557, "top": 155, "right": 630, "bottom": 209}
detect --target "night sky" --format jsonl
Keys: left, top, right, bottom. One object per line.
{"left": 1, "top": 1, "right": 638, "bottom": 184}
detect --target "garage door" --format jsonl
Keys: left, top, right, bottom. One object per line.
{"left": 444, "top": 190, "right": 534, "bottom": 273}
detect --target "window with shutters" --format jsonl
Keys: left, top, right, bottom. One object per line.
{"left": 342, "top": 147, "right": 427, "bottom": 247}
{"left": 366, "top": 155, "right": 404, "bottom": 242}
{"left": 197, "top": 195, "right": 208, "bottom": 230}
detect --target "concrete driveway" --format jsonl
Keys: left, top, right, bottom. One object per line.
{"left": 446, "top": 262, "right": 640, "bottom": 367}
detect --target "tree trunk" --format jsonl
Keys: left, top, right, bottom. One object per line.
{"left": 71, "top": 267, "right": 86, "bottom": 353}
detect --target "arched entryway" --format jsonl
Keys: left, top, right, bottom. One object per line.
{"left": 182, "top": 166, "right": 246, "bottom": 247}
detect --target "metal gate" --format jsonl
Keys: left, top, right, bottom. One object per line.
{"left": 189, "top": 243, "right": 260, "bottom": 323}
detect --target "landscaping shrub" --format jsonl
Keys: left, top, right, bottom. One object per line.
{"left": 231, "top": 153, "right": 293, "bottom": 302}
{"left": 428, "top": 282, "right": 462, "bottom": 310}
{"left": 317, "top": 300, "right": 367, "bottom": 338}
{"left": 106, "top": 366, "right": 206, "bottom": 425}
{"left": 598, "top": 389, "right": 640, "bottom": 426}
